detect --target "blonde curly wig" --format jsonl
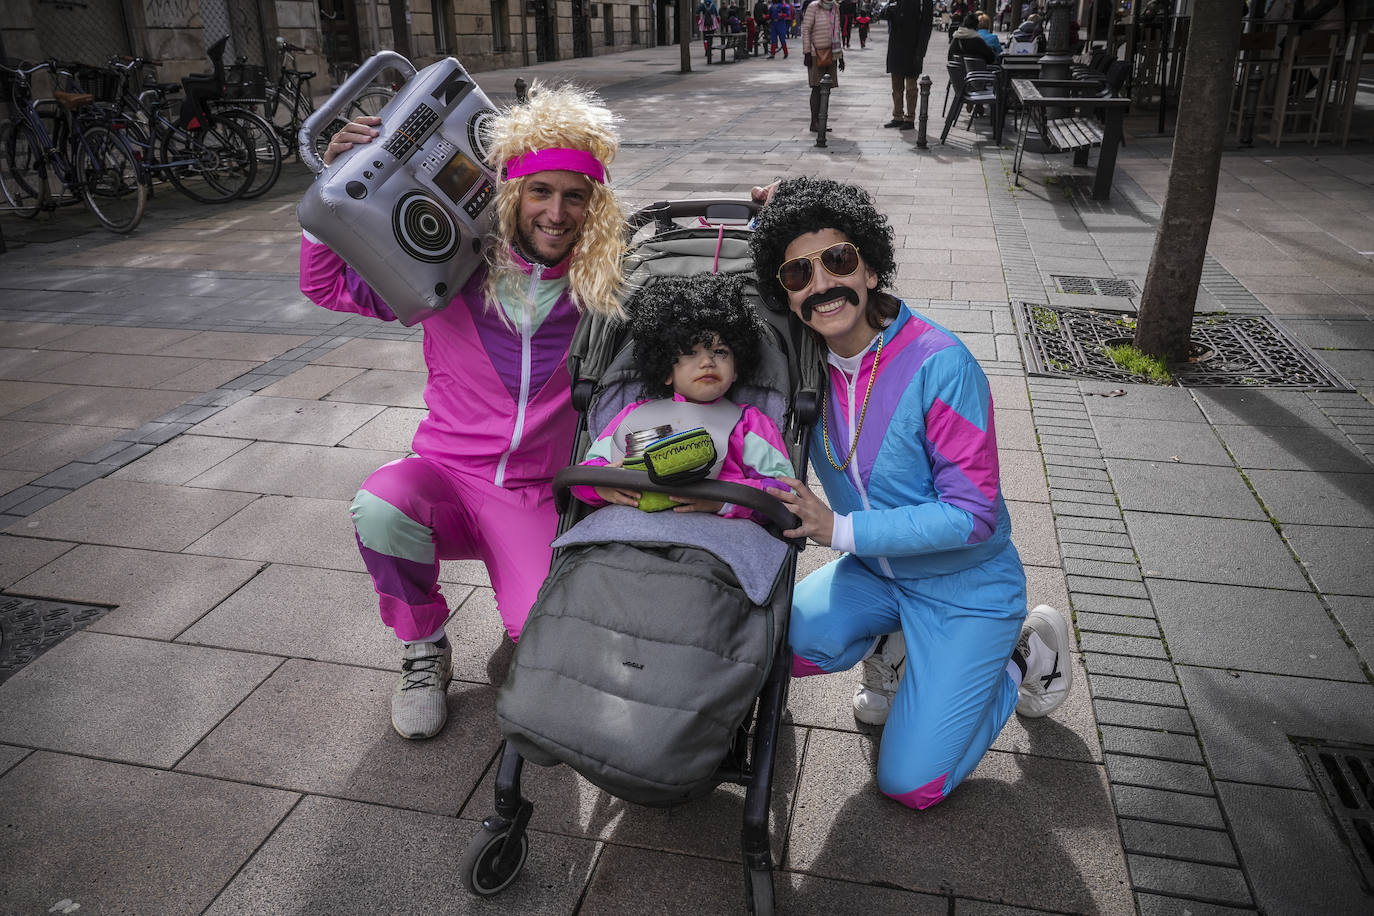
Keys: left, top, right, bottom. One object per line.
{"left": 482, "top": 81, "right": 627, "bottom": 321}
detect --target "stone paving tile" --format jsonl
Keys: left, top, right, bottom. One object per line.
{"left": 1192, "top": 389, "right": 1337, "bottom": 428}
{"left": 11, "top": 544, "right": 263, "bottom": 641}
{"left": 1246, "top": 468, "right": 1374, "bottom": 527}
{"left": 185, "top": 494, "right": 365, "bottom": 571}
{"left": 0, "top": 380, "right": 73, "bottom": 414}
{"left": 1281, "top": 524, "right": 1374, "bottom": 596}
{"left": 1148, "top": 579, "right": 1366, "bottom": 679}
{"left": 312, "top": 337, "right": 427, "bottom": 371}
{"left": 0, "top": 751, "right": 297, "bottom": 916}
{"left": 0, "top": 631, "right": 280, "bottom": 766}
{"left": 156, "top": 330, "right": 312, "bottom": 361}
{"left": 15, "top": 478, "right": 258, "bottom": 552}
{"left": 185, "top": 441, "right": 404, "bottom": 500}
{"left": 1177, "top": 666, "right": 1374, "bottom": 789}
{"left": 1124, "top": 512, "right": 1310, "bottom": 591}
{"left": 0, "top": 423, "right": 125, "bottom": 474}
{"left": 0, "top": 533, "right": 75, "bottom": 588}
{"left": 999, "top": 451, "right": 1050, "bottom": 503}
{"left": 1125, "top": 854, "right": 1252, "bottom": 908}
{"left": 31, "top": 324, "right": 201, "bottom": 354}
{"left": 1104, "top": 754, "right": 1213, "bottom": 796}
{"left": 1086, "top": 674, "right": 1185, "bottom": 708}
{"left": 1079, "top": 384, "right": 1206, "bottom": 422}
{"left": 1100, "top": 726, "right": 1204, "bottom": 765}
{"left": 1111, "top": 784, "right": 1226, "bottom": 830}
{"left": 1118, "top": 819, "right": 1237, "bottom": 865}
{"left": 1215, "top": 423, "right": 1373, "bottom": 473}
{"left": 0, "top": 346, "right": 87, "bottom": 380}
{"left": 786, "top": 731, "right": 1133, "bottom": 914}
{"left": 189, "top": 395, "right": 384, "bottom": 445}
{"left": 325, "top": 368, "right": 428, "bottom": 408}
{"left": 257, "top": 363, "right": 366, "bottom": 399}
{"left": 1007, "top": 500, "right": 1058, "bottom": 567}
{"left": 1215, "top": 781, "right": 1374, "bottom": 916}
{"left": 1107, "top": 458, "right": 1268, "bottom": 521}
{"left": 178, "top": 659, "right": 498, "bottom": 814}
{"left": 5, "top": 385, "right": 193, "bottom": 429}
{"left": 203, "top": 795, "right": 596, "bottom": 915}
{"left": 1092, "top": 416, "right": 1233, "bottom": 466}
{"left": 336, "top": 405, "right": 426, "bottom": 450}
{"left": 110, "top": 434, "right": 254, "bottom": 485}
{"left": 0, "top": 743, "right": 29, "bottom": 776}
{"left": 1327, "top": 594, "right": 1374, "bottom": 668}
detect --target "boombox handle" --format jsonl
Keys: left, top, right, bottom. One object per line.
{"left": 299, "top": 51, "right": 418, "bottom": 174}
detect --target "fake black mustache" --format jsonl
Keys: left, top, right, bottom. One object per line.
{"left": 800, "top": 286, "right": 861, "bottom": 322}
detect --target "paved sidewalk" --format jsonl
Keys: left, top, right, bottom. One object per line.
{"left": 2, "top": 33, "right": 1372, "bottom": 915}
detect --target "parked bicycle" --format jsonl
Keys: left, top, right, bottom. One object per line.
{"left": 0, "top": 59, "right": 147, "bottom": 233}
{"left": 97, "top": 46, "right": 279, "bottom": 201}
{"left": 90, "top": 40, "right": 257, "bottom": 205}
{"left": 260, "top": 37, "right": 395, "bottom": 161}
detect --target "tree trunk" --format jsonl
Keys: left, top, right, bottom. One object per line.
{"left": 1133, "top": 0, "right": 1244, "bottom": 362}
{"left": 681, "top": 1, "right": 694, "bottom": 72}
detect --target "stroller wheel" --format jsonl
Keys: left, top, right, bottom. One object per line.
{"left": 460, "top": 824, "right": 530, "bottom": 896}
{"left": 746, "top": 866, "right": 775, "bottom": 915}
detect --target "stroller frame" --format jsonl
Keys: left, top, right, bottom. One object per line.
{"left": 459, "top": 199, "right": 825, "bottom": 915}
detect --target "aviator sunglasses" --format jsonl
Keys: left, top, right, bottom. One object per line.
{"left": 776, "top": 242, "right": 862, "bottom": 293}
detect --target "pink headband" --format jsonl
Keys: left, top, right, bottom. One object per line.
{"left": 503, "top": 148, "right": 606, "bottom": 183}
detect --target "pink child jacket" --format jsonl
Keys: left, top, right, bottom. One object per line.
{"left": 299, "top": 234, "right": 582, "bottom": 490}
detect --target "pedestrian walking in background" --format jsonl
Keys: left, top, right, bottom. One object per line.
{"left": 839, "top": 0, "right": 859, "bottom": 47}
{"left": 753, "top": 0, "right": 771, "bottom": 53}
{"left": 802, "top": 0, "right": 844, "bottom": 132}
{"left": 769, "top": 0, "right": 792, "bottom": 57}
{"left": 699, "top": 0, "right": 722, "bottom": 58}
{"left": 855, "top": 0, "right": 873, "bottom": 48}
{"left": 882, "top": 0, "right": 934, "bottom": 130}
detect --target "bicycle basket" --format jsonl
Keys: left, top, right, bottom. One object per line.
{"left": 74, "top": 65, "right": 122, "bottom": 103}
{"left": 225, "top": 63, "right": 266, "bottom": 99}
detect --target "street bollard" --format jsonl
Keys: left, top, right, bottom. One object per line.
{"left": 1239, "top": 64, "right": 1262, "bottom": 148}
{"left": 816, "top": 72, "right": 834, "bottom": 148}
{"left": 514, "top": 77, "right": 528, "bottom": 103}
{"left": 916, "top": 74, "right": 932, "bottom": 149}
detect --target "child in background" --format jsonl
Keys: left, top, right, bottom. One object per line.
{"left": 572, "top": 272, "right": 793, "bottom": 523}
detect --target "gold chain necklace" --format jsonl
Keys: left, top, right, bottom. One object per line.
{"left": 822, "top": 332, "right": 884, "bottom": 471}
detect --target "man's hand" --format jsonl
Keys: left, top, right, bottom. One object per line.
{"left": 772, "top": 476, "right": 835, "bottom": 546}
{"left": 322, "top": 116, "right": 381, "bottom": 166}
{"left": 803, "top": 51, "right": 813, "bottom": 67}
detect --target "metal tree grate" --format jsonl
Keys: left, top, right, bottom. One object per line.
{"left": 1013, "top": 302, "right": 1353, "bottom": 389}
{"left": 1294, "top": 738, "right": 1374, "bottom": 889}
{"left": 1053, "top": 275, "right": 1140, "bottom": 297}
{"left": 0, "top": 595, "right": 111, "bottom": 685}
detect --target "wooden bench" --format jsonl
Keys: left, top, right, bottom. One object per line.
{"left": 1011, "top": 78, "right": 1131, "bottom": 201}
{"left": 705, "top": 33, "right": 747, "bottom": 64}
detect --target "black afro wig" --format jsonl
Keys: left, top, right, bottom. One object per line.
{"left": 625, "top": 272, "right": 765, "bottom": 400}
{"left": 749, "top": 177, "right": 897, "bottom": 313}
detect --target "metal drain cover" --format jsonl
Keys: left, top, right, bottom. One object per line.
{"left": 0, "top": 595, "right": 111, "bottom": 684}
{"left": 1053, "top": 275, "right": 1140, "bottom": 297}
{"left": 1294, "top": 738, "right": 1374, "bottom": 888}
{"left": 1013, "top": 303, "right": 1353, "bottom": 389}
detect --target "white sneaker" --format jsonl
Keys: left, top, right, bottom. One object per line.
{"left": 391, "top": 639, "right": 454, "bottom": 739}
{"left": 852, "top": 631, "right": 906, "bottom": 725}
{"left": 1015, "top": 605, "right": 1073, "bottom": 718}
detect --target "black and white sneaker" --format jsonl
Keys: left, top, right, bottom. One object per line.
{"left": 852, "top": 631, "right": 906, "bottom": 725}
{"left": 1014, "top": 605, "right": 1073, "bottom": 718}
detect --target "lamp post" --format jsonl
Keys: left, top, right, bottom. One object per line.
{"left": 1039, "top": 0, "right": 1074, "bottom": 81}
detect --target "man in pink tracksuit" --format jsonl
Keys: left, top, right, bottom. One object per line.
{"left": 300, "top": 83, "right": 628, "bottom": 740}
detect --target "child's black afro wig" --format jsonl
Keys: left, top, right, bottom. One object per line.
{"left": 748, "top": 177, "right": 897, "bottom": 312}
{"left": 625, "top": 271, "right": 766, "bottom": 400}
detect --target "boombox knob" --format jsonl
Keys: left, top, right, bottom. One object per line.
{"left": 346, "top": 181, "right": 367, "bottom": 200}
{"left": 434, "top": 283, "right": 448, "bottom": 298}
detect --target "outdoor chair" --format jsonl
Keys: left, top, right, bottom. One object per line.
{"left": 941, "top": 58, "right": 1002, "bottom": 145}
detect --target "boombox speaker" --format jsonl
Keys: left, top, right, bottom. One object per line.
{"left": 298, "top": 52, "right": 500, "bottom": 326}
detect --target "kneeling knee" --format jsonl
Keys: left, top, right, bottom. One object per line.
{"left": 880, "top": 772, "right": 949, "bottom": 811}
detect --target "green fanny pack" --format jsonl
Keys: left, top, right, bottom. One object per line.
{"left": 622, "top": 427, "right": 717, "bottom": 512}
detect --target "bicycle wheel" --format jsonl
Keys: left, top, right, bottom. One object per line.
{"left": 349, "top": 87, "right": 395, "bottom": 118}
{"left": 75, "top": 124, "right": 147, "bottom": 233}
{"left": 161, "top": 116, "right": 256, "bottom": 203}
{"left": 1, "top": 119, "right": 50, "bottom": 218}
{"left": 218, "top": 107, "right": 282, "bottom": 199}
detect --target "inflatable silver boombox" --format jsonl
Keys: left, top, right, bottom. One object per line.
{"left": 298, "top": 52, "right": 500, "bottom": 326}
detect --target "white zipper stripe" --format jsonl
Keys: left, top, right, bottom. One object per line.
{"left": 494, "top": 265, "right": 541, "bottom": 487}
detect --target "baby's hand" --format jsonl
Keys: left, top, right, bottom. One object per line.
{"left": 594, "top": 458, "right": 640, "bottom": 506}
{"left": 670, "top": 496, "right": 726, "bottom": 514}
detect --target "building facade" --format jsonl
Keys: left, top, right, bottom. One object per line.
{"left": 1, "top": 0, "right": 670, "bottom": 87}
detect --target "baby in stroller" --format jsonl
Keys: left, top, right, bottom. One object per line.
{"left": 570, "top": 272, "right": 794, "bottom": 521}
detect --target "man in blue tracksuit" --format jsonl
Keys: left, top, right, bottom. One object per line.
{"left": 751, "top": 177, "right": 1074, "bottom": 809}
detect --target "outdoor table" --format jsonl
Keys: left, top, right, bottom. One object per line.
{"left": 1011, "top": 78, "right": 1130, "bottom": 201}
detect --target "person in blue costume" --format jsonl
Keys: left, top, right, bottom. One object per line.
{"left": 750, "top": 177, "right": 1074, "bottom": 809}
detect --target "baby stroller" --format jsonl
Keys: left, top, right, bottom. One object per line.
{"left": 459, "top": 199, "right": 825, "bottom": 915}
